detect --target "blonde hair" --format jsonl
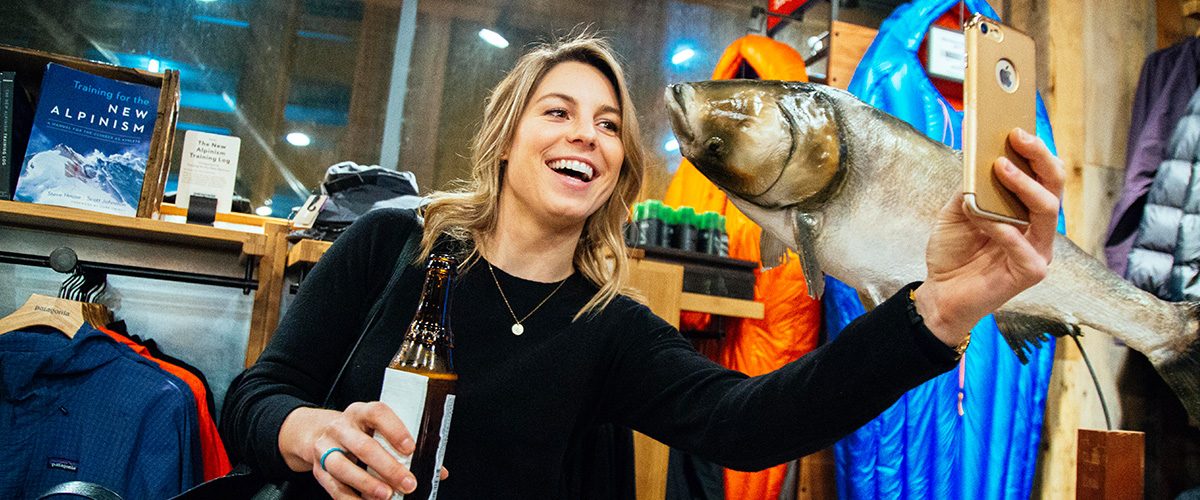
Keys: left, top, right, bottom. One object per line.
{"left": 418, "top": 32, "right": 646, "bottom": 319}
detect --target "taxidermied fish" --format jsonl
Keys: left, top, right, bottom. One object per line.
{"left": 665, "top": 80, "right": 1200, "bottom": 423}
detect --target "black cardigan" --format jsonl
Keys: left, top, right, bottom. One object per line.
{"left": 220, "top": 208, "right": 959, "bottom": 498}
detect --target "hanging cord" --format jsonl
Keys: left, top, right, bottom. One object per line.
{"left": 1071, "top": 334, "right": 1114, "bottom": 431}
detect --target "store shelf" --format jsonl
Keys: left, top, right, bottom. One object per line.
{"left": 679, "top": 292, "right": 764, "bottom": 320}
{"left": 284, "top": 238, "right": 764, "bottom": 319}
{"left": 287, "top": 238, "right": 332, "bottom": 267}
{"left": 0, "top": 200, "right": 267, "bottom": 256}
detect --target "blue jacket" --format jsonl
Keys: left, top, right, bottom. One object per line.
{"left": 0, "top": 325, "right": 201, "bottom": 499}
{"left": 830, "top": 1, "right": 1060, "bottom": 499}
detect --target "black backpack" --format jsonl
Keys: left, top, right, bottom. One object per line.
{"left": 288, "top": 162, "right": 425, "bottom": 242}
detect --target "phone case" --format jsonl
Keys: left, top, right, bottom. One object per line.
{"left": 962, "top": 14, "right": 1037, "bottom": 225}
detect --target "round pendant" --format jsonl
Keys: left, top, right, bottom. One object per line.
{"left": 511, "top": 323, "right": 524, "bottom": 336}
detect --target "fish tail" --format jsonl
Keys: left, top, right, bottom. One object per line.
{"left": 1157, "top": 302, "right": 1200, "bottom": 425}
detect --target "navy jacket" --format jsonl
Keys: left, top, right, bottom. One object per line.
{"left": 0, "top": 325, "right": 201, "bottom": 498}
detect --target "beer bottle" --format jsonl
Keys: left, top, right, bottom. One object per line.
{"left": 376, "top": 250, "right": 457, "bottom": 499}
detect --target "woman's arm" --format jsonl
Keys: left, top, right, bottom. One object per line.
{"left": 604, "top": 284, "right": 956, "bottom": 471}
{"left": 605, "top": 129, "right": 1064, "bottom": 471}
{"left": 219, "top": 209, "right": 420, "bottom": 485}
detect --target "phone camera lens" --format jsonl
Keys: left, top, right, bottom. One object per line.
{"left": 980, "top": 23, "right": 989, "bottom": 34}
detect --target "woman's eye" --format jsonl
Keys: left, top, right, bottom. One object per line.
{"left": 546, "top": 108, "right": 568, "bottom": 118}
{"left": 599, "top": 120, "right": 620, "bottom": 133}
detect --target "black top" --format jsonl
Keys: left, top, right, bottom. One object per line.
{"left": 220, "top": 209, "right": 960, "bottom": 498}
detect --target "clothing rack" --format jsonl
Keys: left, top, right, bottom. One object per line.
{"left": 0, "top": 248, "right": 259, "bottom": 293}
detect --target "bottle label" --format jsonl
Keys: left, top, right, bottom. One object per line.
{"left": 373, "top": 368, "right": 429, "bottom": 498}
{"left": 428, "top": 395, "right": 455, "bottom": 498}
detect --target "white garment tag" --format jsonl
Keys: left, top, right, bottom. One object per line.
{"left": 291, "top": 194, "right": 326, "bottom": 229}
{"left": 926, "top": 26, "right": 966, "bottom": 82}
{"left": 371, "top": 368, "right": 429, "bottom": 500}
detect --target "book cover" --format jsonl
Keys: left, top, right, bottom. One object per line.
{"left": 13, "top": 63, "right": 160, "bottom": 216}
{"left": 177, "top": 130, "right": 241, "bottom": 213}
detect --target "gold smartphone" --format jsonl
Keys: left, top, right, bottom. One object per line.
{"left": 963, "top": 14, "right": 1036, "bottom": 225}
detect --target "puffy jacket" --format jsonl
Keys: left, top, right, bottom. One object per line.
{"left": 1126, "top": 86, "right": 1200, "bottom": 300}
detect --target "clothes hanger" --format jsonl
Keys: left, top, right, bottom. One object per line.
{"left": 0, "top": 248, "right": 113, "bottom": 338}
{"left": 0, "top": 294, "right": 110, "bottom": 338}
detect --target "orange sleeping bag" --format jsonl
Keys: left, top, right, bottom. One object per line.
{"left": 662, "top": 34, "right": 821, "bottom": 500}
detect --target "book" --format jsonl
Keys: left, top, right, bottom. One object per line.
{"left": 177, "top": 130, "right": 241, "bottom": 213}
{"left": 13, "top": 63, "right": 160, "bottom": 216}
{"left": 1, "top": 71, "right": 13, "bottom": 200}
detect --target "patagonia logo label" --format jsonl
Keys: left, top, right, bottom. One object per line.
{"left": 48, "top": 458, "right": 78, "bottom": 472}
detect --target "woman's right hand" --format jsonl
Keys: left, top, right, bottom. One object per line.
{"left": 279, "top": 402, "right": 424, "bottom": 499}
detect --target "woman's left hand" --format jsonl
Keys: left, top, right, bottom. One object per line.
{"left": 915, "top": 127, "right": 1065, "bottom": 347}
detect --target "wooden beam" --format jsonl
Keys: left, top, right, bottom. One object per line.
{"left": 401, "top": 14, "right": 452, "bottom": 190}
{"left": 246, "top": 221, "right": 290, "bottom": 366}
{"left": 340, "top": 1, "right": 400, "bottom": 165}
{"left": 236, "top": 0, "right": 301, "bottom": 207}
{"left": 827, "top": 21, "right": 877, "bottom": 90}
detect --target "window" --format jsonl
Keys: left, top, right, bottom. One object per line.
{"left": 2, "top": 0, "right": 862, "bottom": 217}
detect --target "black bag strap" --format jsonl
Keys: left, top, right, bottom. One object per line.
{"left": 320, "top": 219, "right": 424, "bottom": 408}
{"left": 38, "top": 481, "right": 123, "bottom": 500}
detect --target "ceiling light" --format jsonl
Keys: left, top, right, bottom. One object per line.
{"left": 255, "top": 205, "right": 273, "bottom": 216}
{"left": 147, "top": 59, "right": 161, "bottom": 73}
{"left": 479, "top": 29, "right": 509, "bottom": 48}
{"left": 285, "top": 132, "right": 311, "bottom": 147}
{"left": 663, "top": 138, "right": 680, "bottom": 152}
{"left": 671, "top": 48, "right": 696, "bottom": 65}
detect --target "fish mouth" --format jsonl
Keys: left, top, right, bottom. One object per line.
{"left": 665, "top": 84, "right": 694, "bottom": 144}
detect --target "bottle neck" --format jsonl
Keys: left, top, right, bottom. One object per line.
{"left": 391, "top": 254, "right": 456, "bottom": 372}
{"left": 412, "top": 262, "right": 452, "bottom": 326}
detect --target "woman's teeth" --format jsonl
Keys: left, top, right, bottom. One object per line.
{"left": 548, "top": 159, "right": 594, "bottom": 182}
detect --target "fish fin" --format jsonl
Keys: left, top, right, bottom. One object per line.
{"left": 792, "top": 211, "right": 824, "bottom": 300}
{"left": 857, "top": 288, "right": 885, "bottom": 310}
{"left": 759, "top": 234, "right": 789, "bottom": 271}
{"left": 993, "top": 311, "right": 1080, "bottom": 364}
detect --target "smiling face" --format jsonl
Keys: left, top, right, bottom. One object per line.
{"left": 499, "top": 61, "right": 625, "bottom": 233}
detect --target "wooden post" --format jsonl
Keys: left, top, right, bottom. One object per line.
{"left": 1076, "top": 429, "right": 1144, "bottom": 499}
{"left": 236, "top": 0, "right": 300, "bottom": 206}
{"left": 826, "top": 21, "right": 877, "bottom": 90}
{"left": 245, "top": 221, "right": 289, "bottom": 366}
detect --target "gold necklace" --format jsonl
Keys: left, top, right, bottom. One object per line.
{"left": 487, "top": 262, "right": 569, "bottom": 336}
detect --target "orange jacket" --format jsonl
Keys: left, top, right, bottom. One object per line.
{"left": 99, "top": 326, "right": 232, "bottom": 480}
{"left": 662, "top": 34, "right": 820, "bottom": 500}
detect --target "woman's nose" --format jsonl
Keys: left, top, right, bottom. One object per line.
{"left": 568, "top": 119, "right": 597, "bottom": 148}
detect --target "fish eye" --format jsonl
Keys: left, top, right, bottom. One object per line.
{"left": 705, "top": 136, "right": 724, "bottom": 155}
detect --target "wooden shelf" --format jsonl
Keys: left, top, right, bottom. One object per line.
{"left": 159, "top": 202, "right": 288, "bottom": 228}
{"left": 680, "top": 292, "right": 764, "bottom": 320}
{"left": 285, "top": 239, "right": 764, "bottom": 319}
{"left": 0, "top": 200, "right": 267, "bottom": 256}
{"left": 287, "top": 238, "right": 332, "bottom": 267}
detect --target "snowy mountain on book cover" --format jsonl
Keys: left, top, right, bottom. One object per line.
{"left": 14, "top": 63, "right": 159, "bottom": 216}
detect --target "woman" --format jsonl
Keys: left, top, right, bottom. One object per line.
{"left": 221, "top": 34, "right": 1064, "bottom": 499}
